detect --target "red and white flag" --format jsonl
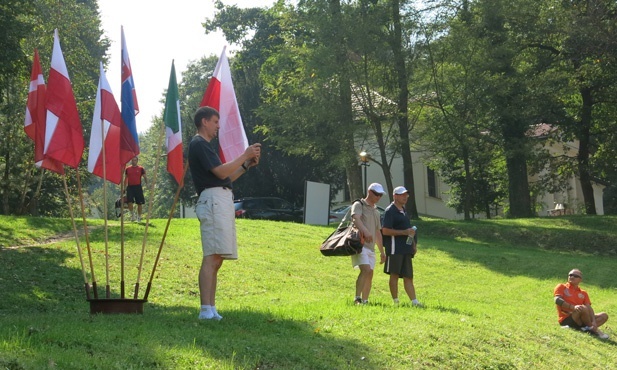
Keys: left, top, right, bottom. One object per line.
{"left": 44, "top": 29, "right": 84, "bottom": 169}
{"left": 24, "top": 49, "right": 64, "bottom": 174}
{"left": 200, "top": 46, "right": 248, "bottom": 163}
{"left": 88, "top": 63, "right": 123, "bottom": 184}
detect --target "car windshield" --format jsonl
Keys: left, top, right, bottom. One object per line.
{"left": 331, "top": 205, "right": 350, "bottom": 213}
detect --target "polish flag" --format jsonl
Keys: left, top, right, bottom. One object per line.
{"left": 24, "top": 49, "right": 64, "bottom": 174}
{"left": 120, "top": 26, "right": 140, "bottom": 164}
{"left": 44, "top": 29, "right": 84, "bottom": 169}
{"left": 200, "top": 46, "right": 248, "bottom": 163}
{"left": 164, "top": 61, "right": 184, "bottom": 185}
{"left": 88, "top": 63, "right": 123, "bottom": 184}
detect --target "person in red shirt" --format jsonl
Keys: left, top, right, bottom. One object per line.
{"left": 554, "top": 268, "right": 609, "bottom": 339}
{"left": 124, "top": 156, "right": 148, "bottom": 222}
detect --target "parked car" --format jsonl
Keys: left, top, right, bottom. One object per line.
{"left": 234, "top": 197, "right": 303, "bottom": 223}
{"left": 329, "top": 203, "right": 386, "bottom": 224}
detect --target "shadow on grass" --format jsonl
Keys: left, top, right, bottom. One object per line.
{"left": 1, "top": 303, "right": 377, "bottom": 369}
{"left": 0, "top": 246, "right": 86, "bottom": 313}
{"left": 422, "top": 236, "right": 617, "bottom": 290}
{"left": 416, "top": 215, "right": 617, "bottom": 257}
{"left": 0, "top": 244, "right": 376, "bottom": 369}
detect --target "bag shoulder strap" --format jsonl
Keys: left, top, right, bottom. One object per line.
{"left": 340, "top": 199, "right": 364, "bottom": 225}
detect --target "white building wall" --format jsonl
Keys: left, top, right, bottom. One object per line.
{"left": 532, "top": 136, "right": 605, "bottom": 216}
{"left": 349, "top": 152, "right": 463, "bottom": 219}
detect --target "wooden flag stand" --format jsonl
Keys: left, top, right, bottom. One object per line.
{"left": 88, "top": 298, "right": 146, "bottom": 314}
{"left": 83, "top": 119, "right": 187, "bottom": 315}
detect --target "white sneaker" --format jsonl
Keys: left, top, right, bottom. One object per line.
{"left": 210, "top": 307, "right": 223, "bottom": 321}
{"left": 198, "top": 310, "right": 214, "bottom": 320}
{"left": 131, "top": 213, "right": 136, "bottom": 221}
{"left": 136, "top": 215, "right": 141, "bottom": 222}
{"left": 597, "top": 332, "right": 609, "bottom": 340}
{"left": 412, "top": 301, "right": 424, "bottom": 308}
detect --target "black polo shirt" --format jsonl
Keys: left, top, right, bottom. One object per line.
{"left": 188, "top": 135, "right": 232, "bottom": 194}
{"left": 382, "top": 203, "right": 413, "bottom": 255}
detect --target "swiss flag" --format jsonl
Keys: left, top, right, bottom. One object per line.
{"left": 88, "top": 63, "right": 123, "bottom": 184}
{"left": 200, "top": 46, "right": 248, "bottom": 163}
{"left": 44, "top": 29, "right": 84, "bottom": 169}
{"left": 24, "top": 49, "right": 64, "bottom": 174}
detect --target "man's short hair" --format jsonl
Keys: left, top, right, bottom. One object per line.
{"left": 193, "top": 106, "right": 220, "bottom": 128}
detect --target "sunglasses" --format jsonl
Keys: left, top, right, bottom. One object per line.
{"left": 370, "top": 190, "right": 384, "bottom": 197}
{"left": 568, "top": 274, "right": 581, "bottom": 279}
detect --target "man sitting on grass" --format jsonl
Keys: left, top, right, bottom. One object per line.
{"left": 554, "top": 268, "right": 609, "bottom": 339}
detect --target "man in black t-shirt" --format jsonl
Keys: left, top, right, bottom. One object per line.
{"left": 188, "top": 106, "right": 261, "bottom": 321}
{"left": 381, "top": 186, "right": 422, "bottom": 307}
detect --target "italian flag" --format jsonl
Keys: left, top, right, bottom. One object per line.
{"left": 164, "top": 61, "right": 183, "bottom": 185}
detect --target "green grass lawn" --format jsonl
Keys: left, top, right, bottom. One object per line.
{"left": 1, "top": 215, "right": 616, "bottom": 369}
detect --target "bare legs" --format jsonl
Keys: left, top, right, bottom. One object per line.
{"left": 355, "top": 264, "right": 374, "bottom": 302}
{"left": 127, "top": 203, "right": 142, "bottom": 220}
{"left": 572, "top": 306, "right": 609, "bottom": 336}
{"left": 199, "top": 254, "right": 223, "bottom": 306}
{"left": 388, "top": 274, "right": 419, "bottom": 305}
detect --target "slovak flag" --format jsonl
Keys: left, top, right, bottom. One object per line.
{"left": 44, "top": 29, "right": 84, "bottom": 169}
{"left": 200, "top": 46, "right": 248, "bottom": 163}
{"left": 88, "top": 63, "right": 123, "bottom": 184}
{"left": 24, "top": 49, "right": 64, "bottom": 174}
{"left": 164, "top": 61, "right": 184, "bottom": 185}
{"left": 120, "top": 26, "right": 140, "bottom": 163}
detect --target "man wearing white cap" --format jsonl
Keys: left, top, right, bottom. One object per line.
{"left": 381, "top": 186, "right": 422, "bottom": 307}
{"left": 351, "top": 182, "right": 386, "bottom": 305}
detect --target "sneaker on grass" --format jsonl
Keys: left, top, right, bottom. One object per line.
{"left": 198, "top": 310, "right": 214, "bottom": 320}
{"left": 594, "top": 331, "right": 609, "bottom": 340}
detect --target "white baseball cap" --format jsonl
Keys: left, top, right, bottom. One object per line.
{"left": 368, "top": 183, "right": 385, "bottom": 194}
{"left": 393, "top": 186, "right": 408, "bottom": 195}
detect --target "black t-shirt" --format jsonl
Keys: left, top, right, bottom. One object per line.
{"left": 382, "top": 203, "right": 413, "bottom": 255}
{"left": 188, "top": 135, "right": 232, "bottom": 194}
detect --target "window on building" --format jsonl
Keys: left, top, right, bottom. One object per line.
{"left": 427, "top": 167, "right": 437, "bottom": 198}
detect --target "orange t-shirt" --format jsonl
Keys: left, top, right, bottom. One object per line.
{"left": 553, "top": 283, "right": 591, "bottom": 323}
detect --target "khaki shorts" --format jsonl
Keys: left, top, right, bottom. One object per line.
{"left": 195, "top": 187, "right": 237, "bottom": 259}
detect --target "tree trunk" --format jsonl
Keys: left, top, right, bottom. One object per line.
{"left": 504, "top": 136, "right": 533, "bottom": 218}
{"left": 329, "top": 0, "right": 362, "bottom": 200}
{"left": 2, "top": 149, "right": 9, "bottom": 215}
{"left": 389, "top": 0, "right": 418, "bottom": 219}
{"left": 462, "top": 146, "right": 472, "bottom": 220}
{"left": 577, "top": 87, "right": 596, "bottom": 214}
{"left": 369, "top": 113, "right": 394, "bottom": 201}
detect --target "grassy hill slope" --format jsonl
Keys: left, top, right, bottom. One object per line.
{"left": 1, "top": 215, "right": 615, "bottom": 369}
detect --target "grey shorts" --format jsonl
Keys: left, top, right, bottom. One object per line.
{"left": 195, "top": 187, "right": 237, "bottom": 259}
{"left": 384, "top": 253, "right": 413, "bottom": 278}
